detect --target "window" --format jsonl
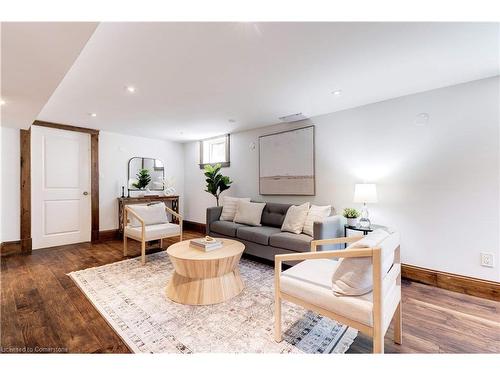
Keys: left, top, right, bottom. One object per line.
{"left": 199, "top": 134, "right": 230, "bottom": 168}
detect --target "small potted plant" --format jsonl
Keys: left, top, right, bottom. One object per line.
{"left": 343, "top": 208, "right": 360, "bottom": 227}
{"left": 132, "top": 168, "right": 152, "bottom": 197}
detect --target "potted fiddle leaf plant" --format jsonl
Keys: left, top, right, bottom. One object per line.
{"left": 204, "top": 163, "right": 232, "bottom": 206}
{"left": 343, "top": 208, "right": 360, "bottom": 227}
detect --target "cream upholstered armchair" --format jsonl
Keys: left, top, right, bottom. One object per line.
{"left": 274, "top": 231, "right": 401, "bottom": 353}
{"left": 123, "top": 202, "right": 183, "bottom": 264}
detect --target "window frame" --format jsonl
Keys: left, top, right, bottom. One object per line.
{"left": 199, "top": 134, "right": 230, "bottom": 169}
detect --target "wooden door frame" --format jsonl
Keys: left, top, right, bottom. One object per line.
{"left": 20, "top": 120, "right": 100, "bottom": 253}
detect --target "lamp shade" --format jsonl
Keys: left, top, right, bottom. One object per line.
{"left": 353, "top": 184, "right": 378, "bottom": 203}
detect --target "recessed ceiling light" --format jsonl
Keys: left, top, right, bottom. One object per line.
{"left": 125, "top": 86, "right": 136, "bottom": 93}
{"left": 0, "top": 98, "right": 6, "bottom": 106}
{"left": 332, "top": 90, "right": 343, "bottom": 97}
{"left": 89, "top": 112, "right": 97, "bottom": 117}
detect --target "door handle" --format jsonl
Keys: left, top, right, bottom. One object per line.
{"left": 83, "top": 191, "right": 89, "bottom": 196}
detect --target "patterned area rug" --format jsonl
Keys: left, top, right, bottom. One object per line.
{"left": 69, "top": 252, "right": 357, "bottom": 353}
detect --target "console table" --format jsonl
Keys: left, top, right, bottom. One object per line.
{"left": 117, "top": 195, "right": 180, "bottom": 233}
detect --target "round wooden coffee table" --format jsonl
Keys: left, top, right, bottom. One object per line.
{"left": 166, "top": 238, "right": 245, "bottom": 305}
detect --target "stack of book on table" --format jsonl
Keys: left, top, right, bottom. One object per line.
{"left": 189, "top": 238, "right": 223, "bottom": 251}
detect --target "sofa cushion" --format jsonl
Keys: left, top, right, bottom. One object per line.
{"left": 303, "top": 204, "right": 332, "bottom": 236}
{"left": 234, "top": 201, "right": 266, "bottom": 226}
{"left": 260, "top": 202, "right": 292, "bottom": 228}
{"left": 269, "top": 232, "right": 313, "bottom": 252}
{"left": 236, "top": 226, "right": 282, "bottom": 245}
{"left": 220, "top": 196, "right": 251, "bottom": 221}
{"left": 281, "top": 202, "right": 310, "bottom": 234}
{"left": 210, "top": 220, "right": 246, "bottom": 237}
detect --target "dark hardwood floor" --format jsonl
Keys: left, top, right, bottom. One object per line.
{"left": 1, "top": 230, "right": 499, "bottom": 354}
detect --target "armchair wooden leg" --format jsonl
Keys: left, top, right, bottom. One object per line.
{"left": 373, "top": 333, "right": 384, "bottom": 354}
{"left": 394, "top": 302, "right": 402, "bottom": 345}
{"left": 160, "top": 238, "right": 163, "bottom": 250}
{"left": 141, "top": 240, "right": 146, "bottom": 265}
{"left": 123, "top": 235, "right": 128, "bottom": 257}
{"left": 274, "top": 294, "right": 282, "bottom": 342}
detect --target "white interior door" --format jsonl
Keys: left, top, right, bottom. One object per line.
{"left": 31, "top": 125, "right": 91, "bottom": 249}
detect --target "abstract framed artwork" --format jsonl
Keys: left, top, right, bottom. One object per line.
{"left": 259, "top": 125, "right": 315, "bottom": 195}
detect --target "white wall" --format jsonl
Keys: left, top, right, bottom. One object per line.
{"left": 184, "top": 77, "right": 500, "bottom": 282}
{"left": 99, "top": 131, "right": 185, "bottom": 231}
{"left": 0, "top": 127, "right": 20, "bottom": 242}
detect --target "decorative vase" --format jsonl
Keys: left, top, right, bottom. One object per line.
{"left": 346, "top": 218, "right": 358, "bottom": 227}
{"left": 163, "top": 187, "right": 176, "bottom": 196}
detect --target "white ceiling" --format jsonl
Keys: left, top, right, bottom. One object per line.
{"left": 11, "top": 23, "right": 500, "bottom": 140}
{"left": 1, "top": 22, "right": 98, "bottom": 129}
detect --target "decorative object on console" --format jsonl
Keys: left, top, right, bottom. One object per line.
{"left": 121, "top": 186, "right": 125, "bottom": 198}
{"left": 162, "top": 176, "right": 176, "bottom": 196}
{"left": 259, "top": 126, "right": 315, "bottom": 195}
{"left": 343, "top": 208, "right": 360, "bottom": 227}
{"left": 353, "top": 183, "right": 378, "bottom": 228}
{"left": 203, "top": 163, "right": 233, "bottom": 206}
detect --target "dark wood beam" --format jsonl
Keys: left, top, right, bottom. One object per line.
{"left": 33, "top": 120, "right": 99, "bottom": 135}
{"left": 91, "top": 133, "right": 99, "bottom": 242}
{"left": 20, "top": 129, "right": 32, "bottom": 254}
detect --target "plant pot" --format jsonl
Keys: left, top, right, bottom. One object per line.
{"left": 346, "top": 218, "right": 358, "bottom": 227}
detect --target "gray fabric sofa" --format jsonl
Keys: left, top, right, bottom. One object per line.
{"left": 206, "top": 202, "right": 343, "bottom": 263}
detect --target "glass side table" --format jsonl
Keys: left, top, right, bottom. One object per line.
{"left": 343, "top": 224, "right": 386, "bottom": 248}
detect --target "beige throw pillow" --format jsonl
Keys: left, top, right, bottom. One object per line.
{"left": 302, "top": 205, "right": 331, "bottom": 236}
{"left": 220, "top": 196, "right": 251, "bottom": 221}
{"left": 281, "top": 202, "right": 310, "bottom": 234}
{"left": 127, "top": 203, "right": 169, "bottom": 227}
{"left": 331, "top": 229, "right": 391, "bottom": 296}
{"left": 233, "top": 201, "right": 266, "bottom": 226}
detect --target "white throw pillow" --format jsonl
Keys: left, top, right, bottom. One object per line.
{"left": 220, "top": 196, "right": 251, "bottom": 221}
{"left": 331, "top": 229, "right": 391, "bottom": 296}
{"left": 302, "top": 205, "right": 331, "bottom": 236}
{"left": 128, "top": 203, "right": 169, "bottom": 227}
{"left": 233, "top": 201, "right": 266, "bottom": 226}
{"left": 281, "top": 202, "right": 310, "bottom": 234}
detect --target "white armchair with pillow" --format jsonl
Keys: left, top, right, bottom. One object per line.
{"left": 274, "top": 229, "right": 401, "bottom": 353}
{"left": 123, "top": 202, "right": 183, "bottom": 264}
